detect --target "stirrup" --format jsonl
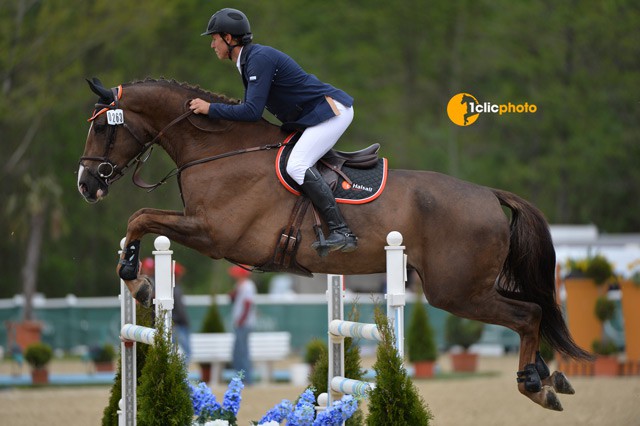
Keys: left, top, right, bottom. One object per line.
{"left": 311, "top": 229, "right": 357, "bottom": 256}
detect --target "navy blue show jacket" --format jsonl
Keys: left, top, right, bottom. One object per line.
{"left": 207, "top": 44, "right": 353, "bottom": 131}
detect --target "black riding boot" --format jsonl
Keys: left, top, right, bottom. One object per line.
{"left": 301, "top": 167, "right": 357, "bottom": 254}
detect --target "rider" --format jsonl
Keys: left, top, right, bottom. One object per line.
{"left": 189, "top": 8, "right": 357, "bottom": 254}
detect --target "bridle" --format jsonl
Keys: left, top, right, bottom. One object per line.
{"left": 81, "top": 85, "right": 284, "bottom": 191}
{"left": 80, "top": 85, "right": 193, "bottom": 190}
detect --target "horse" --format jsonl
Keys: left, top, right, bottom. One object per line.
{"left": 77, "top": 78, "right": 592, "bottom": 411}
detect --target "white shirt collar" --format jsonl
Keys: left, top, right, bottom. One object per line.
{"left": 235, "top": 46, "right": 244, "bottom": 74}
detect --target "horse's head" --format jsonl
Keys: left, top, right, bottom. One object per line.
{"left": 78, "top": 78, "right": 148, "bottom": 203}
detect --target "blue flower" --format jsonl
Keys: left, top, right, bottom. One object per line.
{"left": 222, "top": 376, "right": 244, "bottom": 416}
{"left": 286, "top": 389, "right": 317, "bottom": 426}
{"left": 189, "top": 381, "right": 221, "bottom": 416}
{"left": 258, "top": 399, "right": 293, "bottom": 424}
{"left": 313, "top": 395, "right": 359, "bottom": 426}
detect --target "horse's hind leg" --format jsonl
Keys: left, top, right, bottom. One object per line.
{"left": 430, "top": 283, "right": 565, "bottom": 411}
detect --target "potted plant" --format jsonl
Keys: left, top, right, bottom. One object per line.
{"left": 91, "top": 343, "right": 116, "bottom": 372}
{"left": 24, "top": 342, "right": 53, "bottom": 385}
{"left": 563, "top": 255, "right": 616, "bottom": 354}
{"left": 292, "top": 338, "right": 327, "bottom": 386}
{"left": 619, "top": 260, "right": 640, "bottom": 372}
{"left": 445, "top": 314, "right": 484, "bottom": 372}
{"left": 591, "top": 295, "right": 619, "bottom": 376}
{"left": 407, "top": 298, "right": 437, "bottom": 378}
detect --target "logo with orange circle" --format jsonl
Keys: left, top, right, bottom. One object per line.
{"left": 447, "top": 93, "right": 480, "bottom": 126}
{"left": 447, "top": 92, "right": 537, "bottom": 126}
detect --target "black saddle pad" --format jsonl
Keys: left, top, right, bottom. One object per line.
{"left": 276, "top": 133, "right": 388, "bottom": 204}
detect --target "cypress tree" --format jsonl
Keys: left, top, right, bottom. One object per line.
{"left": 407, "top": 298, "right": 437, "bottom": 363}
{"left": 366, "top": 307, "right": 432, "bottom": 426}
{"left": 200, "top": 295, "right": 225, "bottom": 333}
{"left": 137, "top": 310, "right": 193, "bottom": 426}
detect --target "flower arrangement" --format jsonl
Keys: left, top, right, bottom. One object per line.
{"left": 255, "top": 388, "right": 358, "bottom": 426}
{"left": 565, "top": 254, "right": 615, "bottom": 285}
{"left": 188, "top": 376, "right": 358, "bottom": 426}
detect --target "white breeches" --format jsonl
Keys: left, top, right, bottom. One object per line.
{"left": 286, "top": 101, "right": 354, "bottom": 185}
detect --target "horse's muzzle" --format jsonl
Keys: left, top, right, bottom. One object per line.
{"left": 77, "top": 164, "right": 109, "bottom": 203}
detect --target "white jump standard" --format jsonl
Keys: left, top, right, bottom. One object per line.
{"left": 322, "top": 231, "right": 406, "bottom": 408}
{"left": 118, "top": 236, "right": 176, "bottom": 426}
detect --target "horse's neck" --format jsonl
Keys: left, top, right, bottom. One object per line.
{"left": 130, "top": 82, "right": 284, "bottom": 168}
{"left": 160, "top": 117, "right": 284, "bottom": 169}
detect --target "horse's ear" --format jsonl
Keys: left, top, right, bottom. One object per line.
{"left": 86, "top": 77, "right": 113, "bottom": 102}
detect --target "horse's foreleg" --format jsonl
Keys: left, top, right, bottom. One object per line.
{"left": 127, "top": 208, "right": 184, "bottom": 224}
{"left": 117, "top": 209, "right": 213, "bottom": 306}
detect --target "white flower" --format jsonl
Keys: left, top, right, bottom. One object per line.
{"left": 202, "top": 420, "right": 229, "bottom": 426}
{"left": 258, "top": 422, "right": 280, "bottom": 426}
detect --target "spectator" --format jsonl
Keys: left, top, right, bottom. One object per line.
{"left": 228, "top": 265, "right": 256, "bottom": 384}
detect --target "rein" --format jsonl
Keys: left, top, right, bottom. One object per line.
{"left": 144, "top": 142, "right": 284, "bottom": 191}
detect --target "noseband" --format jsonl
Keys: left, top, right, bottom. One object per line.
{"left": 80, "top": 85, "right": 192, "bottom": 189}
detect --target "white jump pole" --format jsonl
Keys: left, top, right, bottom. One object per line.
{"left": 385, "top": 231, "right": 406, "bottom": 360}
{"left": 117, "top": 236, "right": 174, "bottom": 426}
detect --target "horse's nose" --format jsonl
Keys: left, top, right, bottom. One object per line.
{"left": 78, "top": 181, "right": 90, "bottom": 198}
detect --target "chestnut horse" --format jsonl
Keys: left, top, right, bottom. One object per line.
{"left": 78, "top": 78, "right": 591, "bottom": 410}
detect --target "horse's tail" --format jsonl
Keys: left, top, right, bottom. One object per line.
{"left": 492, "top": 189, "right": 593, "bottom": 360}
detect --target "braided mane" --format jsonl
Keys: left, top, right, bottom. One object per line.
{"left": 126, "top": 78, "right": 241, "bottom": 105}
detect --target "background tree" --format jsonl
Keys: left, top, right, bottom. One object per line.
{"left": 0, "top": 0, "right": 638, "bottom": 298}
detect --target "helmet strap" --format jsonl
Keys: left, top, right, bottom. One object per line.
{"left": 222, "top": 34, "right": 241, "bottom": 60}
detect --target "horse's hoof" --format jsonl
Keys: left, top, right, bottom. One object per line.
{"left": 544, "top": 388, "right": 563, "bottom": 411}
{"left": 552, "top": 372, "right": 575, "bottom": 395}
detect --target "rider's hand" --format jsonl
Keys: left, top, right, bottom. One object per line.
{"left": 190, "top": 98, "right": 211, "bottom": 115}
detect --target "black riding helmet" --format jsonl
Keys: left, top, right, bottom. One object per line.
{"left": 202, "top": 8, "right": 252, "bottom": 44}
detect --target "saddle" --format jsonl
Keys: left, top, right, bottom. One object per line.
{"left": 276, "top": 133, "right": 388, "bottom": 204}
{"left": 259, "top": 133, "right": 388, "bottom": 276}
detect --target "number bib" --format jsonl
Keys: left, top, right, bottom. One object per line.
{"left": 107, "top": 109, "right": 124, "bottom": 125}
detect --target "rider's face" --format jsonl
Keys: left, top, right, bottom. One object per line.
{"left": 211, "top": 34, "right": 229, "bottom": 60}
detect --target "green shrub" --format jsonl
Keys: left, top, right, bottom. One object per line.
{"left": 567, "top": 255, "right": 615, "bottom": 285}
{"left": 444, "top": 315, "right": 484, "bottom": 350}
{"left": 366, "top": 306, "right": 432, "bottom": 426}
{"left": 585, "top": 255, "right": 614, "bottom": 285}
{"left": 24, "top": 342, "right": 53, "bottom": 369}
{"left": 201, "top": 296, "right": 225, "bottom": 333}
{"left": 91, "top": 343, "right": 116, "bottom": 363}
{"left": 407, "top": 300, "right": 437, "bottom": 362}
{"left": 594, "top": 296, "right": 616, "bottom": 323}
{"left": 137, "top": 310, "right": 193, "bottom": 426}
{"left": 304, "top": 339, "right": 327, "bottom": 365}
{"left": 592, "top": 339, "right": 618, "bottom": 356}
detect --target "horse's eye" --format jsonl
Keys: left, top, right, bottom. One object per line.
{"left": 94, "top": 124, "right": 106, "bottom": 134}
